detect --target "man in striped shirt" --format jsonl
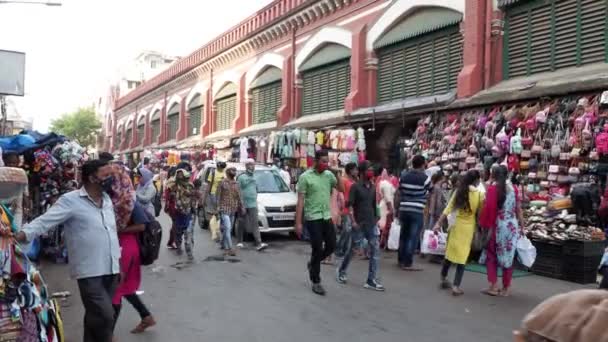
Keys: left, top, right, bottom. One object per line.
{"left": 394, "top": 155, "right": 431, "bottom": 271}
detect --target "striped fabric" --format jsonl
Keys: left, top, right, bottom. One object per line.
{"left": 398, "top": 170, "right": 431, "bottom": 214}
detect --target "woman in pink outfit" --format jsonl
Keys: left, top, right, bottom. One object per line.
{"left": 112, "top": 202, "right": 156, "bottom": 334}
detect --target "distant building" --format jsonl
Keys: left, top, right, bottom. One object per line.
{"left": 2, "top": 98, "right": 33, "bottom": 135}
{"left": 95, "top": 51, "right": 178, "bottom": 150}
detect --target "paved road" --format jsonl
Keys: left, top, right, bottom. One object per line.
{"left": 41, "top": 213, "right": 591, "bottom": 342}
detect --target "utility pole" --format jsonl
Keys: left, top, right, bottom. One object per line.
{"left": 0, "top": 96, "right": 6, "bottom": 136}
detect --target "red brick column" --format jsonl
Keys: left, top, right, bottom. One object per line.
{"left": 176, "top": 98, "right": 187, "bottom": 141}
{"left": 202, "top": 73, "right": 214, "bottom": 137}
{"left": 234, "top": 73, "right": 247, "bottom": 132}
{"left": 278, "top": 54, "right": 293, "bottom": 126}
{"left": 294, "top": 77, "right": 303, "bottom": 119}
{"left": 245, "top": 95, "right": 253, "bottom": 128}
{"left": 345, "top": 25, "right": 368, "bottom": 112}
{"left": 159, "top": 93, "right": 168, "bottom": 144}
{"left": 110, "top": 114, "right": 116, "bottom": 152}
{"left": 144, "top": 112, "right": 151, "bottom": 147}
{"left": 488, "top": 7, "right": 504, "bottom": 87}
{"left": 365, "top": 55, "right": 378, "bottom": 107}
{"left": 129, "top": 115, "right": 137, "bottom": 149}
{"left": 119, "top": 124, "right": 127, "bottom": 151}
{"left": 457, "top": 0, "right": 487, "bottom": 98}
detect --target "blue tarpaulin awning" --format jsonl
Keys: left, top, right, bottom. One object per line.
{"left": 0, "top": 130, "right": 66, "bottom": 154}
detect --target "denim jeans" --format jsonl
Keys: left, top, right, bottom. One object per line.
{"left": 338, "top": 223, "right": 380, "bottom": 283}
{"left": 335, "top": 215, "right": 352, "bottom": 258}
{"left": 220, "top": 211, "right": 236, "bottom": 250}
{"left": 398, "top": 211, "right": 424, "bottom": 267}
{"left": 175, "top": 213, "right": 194, "bottom": 258}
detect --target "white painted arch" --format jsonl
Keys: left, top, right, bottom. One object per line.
{"left": 246, "top": 53, "right": 284, "bottom": 89}
{"left": 150, "top": 102, "right": 163, "bottom": 121}
{"left": 367, "top": 0, "right": 465, "bottom": 51}
{"left": 212, "top": 70, "right": 241, "bottom": 98}
{"left": 137, "top": 109, "right": 147, "bottom": 124}
{"left": 185, "top": 81, "right": 209, "bottom": 108}
{"left": 295, "top": 26, "right": 352, "bottom": 73}
{"left": 165, "top": 94, "right": 183, "bottom": 114}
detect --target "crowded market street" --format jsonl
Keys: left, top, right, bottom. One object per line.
{"left": 41, "top": 212, "right": 588, "bottom": 342}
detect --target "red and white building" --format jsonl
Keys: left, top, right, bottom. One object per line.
{"left": 103, "top": 0, "right": 608, "bottom": 154}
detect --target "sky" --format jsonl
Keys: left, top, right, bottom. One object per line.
{"left": 0, "top": 0, "right": 273, "bottom": 132}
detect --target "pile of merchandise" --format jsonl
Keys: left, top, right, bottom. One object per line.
{"left": 0, "top": 167, "right": 64, "bottom": 341}
{"left": 525, "top": 206, "right": 605, "bottom": 242}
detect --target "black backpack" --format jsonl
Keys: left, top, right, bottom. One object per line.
{"left": 139, "top": 216, "right": 162, "bottom": 266}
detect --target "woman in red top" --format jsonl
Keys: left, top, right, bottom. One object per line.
{"left": 335, "top": 163, "right": 358, "bottom": 258}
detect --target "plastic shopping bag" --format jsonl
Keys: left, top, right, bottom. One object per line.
{"left": 209, "top": 216, "right": 220, "bottom": 241}
{"left": 387, "top": 221, "right": 401, "bottom": 251}
{"left": 421, "top": 230, "right": 447, "bottom": 255}
{"left": 516, "top": 235, "right": 537, "bottom": 268}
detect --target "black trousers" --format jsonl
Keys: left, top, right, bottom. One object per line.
{"left": 77, "top": 274, "right": 119, "bottom": 342}
{"left": 306, "top": 219, "right": 336, "bottom": 284}
{"left": 441, "top": 259, "right": 465, "bottom": 287}
{"left": 113, "top": 294, "right": 151, "bottom": 330}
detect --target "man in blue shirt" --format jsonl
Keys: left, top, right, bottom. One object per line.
{"left": 16, "top": 159, "right": 120, "bottom": 342}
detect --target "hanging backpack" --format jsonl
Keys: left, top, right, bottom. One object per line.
{"left": 139, "top": 214, "right": 163, "bottom": 266}
{"left": 510, "top": 128, "right": 523, "bottom": 155}
{"left": 596, "top": 130, "right": 608, "bottom": 155}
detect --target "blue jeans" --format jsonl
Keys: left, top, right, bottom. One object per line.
{"left": 398, "top": 211, "right": 424, "bottom": 267}
{"left": 219, "top": 211, "right": 236, "bottom": 250}
{"left": 175, "top": 213, "right": 194, "bottom": 257}
{"left": 335, "top": 215, "right": 352, "bottom": 258}
{"left": 338, "top": 223, "right": 380, "bottom": 283}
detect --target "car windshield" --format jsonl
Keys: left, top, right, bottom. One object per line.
{"left": 237, "top": 169, "right": 289, "bottom": 193}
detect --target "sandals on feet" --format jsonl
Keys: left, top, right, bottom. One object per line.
{"left": 481, "top": 288, "right": 500, "bottom": 296}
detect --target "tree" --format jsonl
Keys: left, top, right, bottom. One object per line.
{"left": 50, "top": 106, "right": 101, "bottom": 147}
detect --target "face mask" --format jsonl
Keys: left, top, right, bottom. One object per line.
{"left": 365, "top": 170, "right": 374, "bottom": 180}
{"left": 316, "top": 162, "right": 328, "bottom": 173}
{"left": 99, "top": 176, "right": 114, "bottom": 194}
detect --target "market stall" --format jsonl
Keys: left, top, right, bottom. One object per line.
{"left": 0, "top": 167, "right": 64, "bottom": 341}
{"left": 409, "top": 92, "right": 608, "bottom": 283}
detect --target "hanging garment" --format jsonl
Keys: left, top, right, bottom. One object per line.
{"left": 239, "top": 138, "right": 248, "bottom": 163}
{"left": 330, "top": 130, "right": 340, "bottom": 150}
{"left": 356, "top": 127, "right": 366, "bottom": 151}
{"left": 307, "top": 130, "right": 315, "bottom": 145}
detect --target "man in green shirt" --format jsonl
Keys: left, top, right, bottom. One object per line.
{"left": 237, "top": 159, "right": 268, "bottom": 251}
{"left": 295, "top": 150, "right": 342, "bottom": 296}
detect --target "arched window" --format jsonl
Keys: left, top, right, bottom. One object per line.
{"left": 374, "top": 7, "right": 463, "bottom": 104}
{"left": 300, "top": 43, "right": 351, "bottom": 116}
{"left": 214, "top": 83, "right": 237, "bottom": 131}
{"left": 167, "top": 103, "right": 179, "bottom": 140}
{"left": 188, "top": 95, "right": 203, "bottom": 136}
{"left": 250, "top": 66, "right": 282, "bottom": 124}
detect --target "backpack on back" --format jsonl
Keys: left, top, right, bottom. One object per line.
{"left": 139, "top": 216, "right": 162, "bottom": 266}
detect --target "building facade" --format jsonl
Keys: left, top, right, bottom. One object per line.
{"left": 103, "top": 0, "right": 608, "bottom": 154}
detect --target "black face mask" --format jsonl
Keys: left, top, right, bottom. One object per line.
{"left": 98, "top": 176, "right": 114, "bottom": 194}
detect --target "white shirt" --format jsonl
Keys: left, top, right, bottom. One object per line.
{"left": 279, "top": 169, "right": 291, "bottom": 187}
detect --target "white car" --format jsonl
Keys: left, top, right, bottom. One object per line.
{"left": 197, "top": 161, "right": 297, "bottom": 234}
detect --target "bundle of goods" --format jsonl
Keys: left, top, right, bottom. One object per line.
{"left": 0, "top": 168, "right": 64, "bottom": 341}
{"left": 525, "top": 206, "right": 605, "bottom": 242}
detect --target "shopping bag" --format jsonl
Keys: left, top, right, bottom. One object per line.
{"left": 209, "top": 215, "right": 220, "bottom": 241}
{"left": 516, "top": 235, "right": 537, "bottom": 268}
{"left": 387, "top": 221, "right": 401, "bottom": 251}
{"left": 421, "top": 230, "right": 447, "bottom": 255}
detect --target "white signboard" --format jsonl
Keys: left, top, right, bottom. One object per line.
{"left": 0, "top": 50, "right": 25, "bottom": 96}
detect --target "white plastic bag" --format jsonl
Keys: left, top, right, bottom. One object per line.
{"left": 421, "top": 230, "right": 447, "bottom": 255}
{"left": 516, "top": 235, "right": 536, "bottom": 268}
{"left": 387, "top": 221, "right": 401, "bottom": 251}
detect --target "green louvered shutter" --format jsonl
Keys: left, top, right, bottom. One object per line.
{"left": 504, "top": 0, "right": 607, "bottom": 79}
{"left": 215, "top": 96, "right": 237, "bottom": 131}
{"left": 167, "top": 113, "right": 179, "bottom": 140}
{"left": 151, "top": 120, "right": 160, "bottom": 143}
{"left": 377, "top": 26, "right": 463, "bottom": 104}
{"left": 188, "top": 105, "right": 203, "bottom": 136}
{"left": 125, "top": 128, "right": 132, "bottom": 147}
{"left": 301, "top": 60, "right": 351, "bottom": 116}
{"left": 137, "top": 124, "right": 144, "bottom": 145}
{"left": 251, "top": 81, "right": 281, "bottom": 124}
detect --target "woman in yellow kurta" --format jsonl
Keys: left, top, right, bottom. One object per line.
{"left": 433, "top": 170, "right": 483, "bottom": 296}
